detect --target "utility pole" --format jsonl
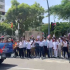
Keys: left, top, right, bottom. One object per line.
{"left": 46, "top": 0, "right": 50, "bottom": 35}
{"left": 54, "top": 15, "right": 56, "bottom": 37}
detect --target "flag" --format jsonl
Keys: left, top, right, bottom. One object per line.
{"left": 47, "top": 35, "right": 50, "bottom": 39}
{"left": 11, "top": 23, "right": 13, "bottom": 28}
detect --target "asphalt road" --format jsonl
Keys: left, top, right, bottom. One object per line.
{"left": 0, "top": 58, "right": 70, "bottom": 70}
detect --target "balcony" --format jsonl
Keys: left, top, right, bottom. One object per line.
{"left": 0, "top": 9, "right": 5, "bottom": 12}
{"left": 0, "top": 0, "right": 5, "bottom": 5}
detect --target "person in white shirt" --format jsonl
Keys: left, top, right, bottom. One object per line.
{"left": 31, "top": 39, "right": 35, "bottom": 57}
{"left": 57, "top": 38, "right": 62, "bottom": 58}
{"left": 43, "top": 38, "right": 47, "bottom": 57}
{"left": 39, "top": 39, "right": 44, "bottom": 57}
{"left": 35, "top": 39, "right": 40, "bottom": 57}
{"left": 53, "top": 39, "right": 58, "bottom": 58}
{"left": 47, "top": 38, "right": 53, "bottom": 58}
{"left": 19, "top": 40, "right": 23, "bottom": 58}
{"left": 26, "top": 40, "right": 31, "bottom": 58}
{"left": 62, "top": 38, "right": 68, "bottom": 58}
{"left": 22, "top": 38, "right": 26, "bottom": 58}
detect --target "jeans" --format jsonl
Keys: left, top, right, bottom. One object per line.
{"left": 44, "top": 46, "right": 47, "bottom": 57}
{"left": 19, "top": 48, "right": 23, "bottom": 58}
{"left": 35, "top": 46, "right": 39, "bottom": 56}
{"left": 23, "top": 47, "right": 26, "bottom": 57}
{"left": 39, "top": 47, "right": 44, "bottom": 57}
{"left": 63, "top": 47, "right": 68, "bottom": 58}
{"left": 48, "top": 48, "right": 53, "bottom": 58}
{"left": 14, "top": 48, "right": 18, "bottom": 57}
{"left": 27, "top": 49, "right": 31, "bottom": 58}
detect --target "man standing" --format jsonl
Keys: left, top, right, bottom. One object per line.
{"left": 35, "top": 39, "right": 40, "bottom": 57}
{"left": 26, "top": 40, "right": 31, "bottom": 58}
{"left": 22, "top": 38, "right": 26, "bottom": 58}
{"left": 39, "top": 39, "right": 44, "bottom": 58}
{"left": 19, "top": 40, "right": 23, "bottom": 58}
{"left": 43, "top": 38, "right": 47, "bottom": 57}
{"left": 47, "top": 38, "right": 53, "bottom": 58}
{"left": 53, "top": 39, "right": 58, "bottom": 58}
{"left": 58, "top": 38, "right": 62, "bottom": 58}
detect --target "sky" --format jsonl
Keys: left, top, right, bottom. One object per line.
{"left": 5, "top": 0, "right": 67, "bottom": 23}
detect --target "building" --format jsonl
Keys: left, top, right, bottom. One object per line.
{"left": 0, "top": 0, "right": 5, "bottom": 12}
{"left": 0, "top": 0, "right": 5, "bottom": 22}
{"left": 24, "top": 31, "right": 43, "bottom": 40}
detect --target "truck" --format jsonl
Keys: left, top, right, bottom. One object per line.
{"left": 0, "top": 42, "right": 13, "bottom": 64}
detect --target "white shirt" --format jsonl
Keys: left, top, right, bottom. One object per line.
{"left": 19, "top": 42, "right": 23, "bottom": 48}
{"left": 22, "top": 40, "right": 26, "bottom": 47}
{"left": 36, "top": 41, "right": 40, "bottom": 44}
{"left": 26, "top": 42, "right": 31, "bottom": 49}
{"left": 39, "top": 41, "right": 44, "bottom": 47}
{"left": 31, "top": 41, "right": 35, "bottom": 48}
{"left": 53, "top": 42, "right": 58, "bottom": 49}
{"left": 63, "top": 41, "right": 67, "bottom": 47}
{"left": 47, "top": 39, "right": 53, "bottom": 48}
{"left": 43, "top": 40, "right": 47, "bottom": 46}
{"left": 58, "top": 42, "right": 61, "bottom": 49}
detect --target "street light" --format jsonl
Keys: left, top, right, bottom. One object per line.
{"left": 46, "top": 0, "right": 50, "bottom": 35}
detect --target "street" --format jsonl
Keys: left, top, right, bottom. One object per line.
{"left": 0, "top": 58, "right": 70, "bottom": 70}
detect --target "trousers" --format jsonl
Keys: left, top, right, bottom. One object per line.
{"left": 54, "top": 49, "right": 57, "bottom": 57}
{"left": 48, "top": 48, "right": 53, "bottom": 58}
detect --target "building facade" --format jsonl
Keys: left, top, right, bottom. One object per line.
{"left": 25, "top": 31, "right": 43, "bottom": 40}
{"left": 0, "top": 0, "right": 5, "bottom": 22}
{"left": 0, "top": 0, "right": 5, "bottom": 12}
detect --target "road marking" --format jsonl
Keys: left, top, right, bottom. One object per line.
{"left": 43, "top": 59, "right": 69, "bottom": 63}
{"left": 7, "top": 67, "right": 44, "bottom": 70}
{"left": 33, "top": 58, "right": 69, "bottom": 63}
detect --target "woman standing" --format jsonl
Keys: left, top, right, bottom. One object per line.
{"left": 39, "top": 39, "right": 44, "bottom": 58}
{"left": 19, "top": 40, "right": 23, "bottom": 58}
{"left": 62, "top": 38, "right": 68, "bottom": 58}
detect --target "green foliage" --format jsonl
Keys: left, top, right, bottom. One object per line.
{"left": 41, "top": 22, "right": 69, "bottom": 37}
{"left": 48, "top": 0, "right": 70, "bottom": 20}
{"left": 41, "top": 24, "right": 48, "bottom": 35}
{"left": 0, "top": 23, "right": 15, "bottom": 35}
{"left": 6, "top": 0, "right": 45, "bottom": 36}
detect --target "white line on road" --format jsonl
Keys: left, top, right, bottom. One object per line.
{"left": 33, "top": 58, "right": 69, "bottom": 63}
{"left": 7, "top": 66, "right": 44, "bottom": 70}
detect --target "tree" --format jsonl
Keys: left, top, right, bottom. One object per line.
{"left": 6, "top": 0, "right": 45, "bottom": 36}
{"left": 54, "top": 22, "right": 69, "bottom": 37}
{"left": 0, "top": 22, "right": 14, "bottom": 35}
{"left": 41, "top": 22, "right": 70, "bottom": 37}
{"left": 48, "top": 0, "right": 70, "bottom": 20}
{"left": 41, "top": 24, "right": 48, "bottom": 37}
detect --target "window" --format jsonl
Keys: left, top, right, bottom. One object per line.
{"left": 0, "top": 0, "right": 4, "bottom": 2}
{"left": 0, "top": 5, "right": 4, "bottom": 9}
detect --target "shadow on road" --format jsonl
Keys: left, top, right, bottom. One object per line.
{"left": 0, "top": 63, "right": 17, "bottom": 70}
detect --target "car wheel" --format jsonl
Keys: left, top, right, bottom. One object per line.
{"left": 0, "top": 59, "right": 4, "bottom": 64}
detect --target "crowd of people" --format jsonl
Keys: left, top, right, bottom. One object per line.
{"left": 13, "top": 35, "right": 70, "bottom": 59}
